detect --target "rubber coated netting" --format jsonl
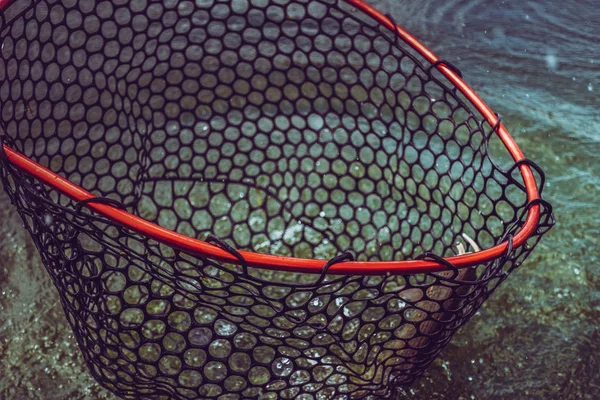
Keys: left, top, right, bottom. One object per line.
{"left": 0, "top": 0, "right": 553, "bottom": 399}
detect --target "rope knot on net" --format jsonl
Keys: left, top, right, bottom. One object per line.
{"left": 0, "top": 0, "right": 553, "bottom": 398}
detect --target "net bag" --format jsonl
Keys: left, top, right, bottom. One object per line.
{"left": 0, "top": 0, "right": 554, "bottom": 398}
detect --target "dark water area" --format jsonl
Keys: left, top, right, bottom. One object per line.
{"left": 0, "top": 0, "right": 598, "bottom": 399}
{"left": 368, "top": 0, "right": 600, "bottom": 398}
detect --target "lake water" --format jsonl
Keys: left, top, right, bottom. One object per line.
{"left": 372, "top": 0, "right": 599, "bottom": 398}
{"left": 0, "top": 0, "right": 598, "bottom": 399}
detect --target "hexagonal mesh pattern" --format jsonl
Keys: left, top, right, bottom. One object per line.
{"left": 0, "top": 0, "right": 553, "bottom": 398}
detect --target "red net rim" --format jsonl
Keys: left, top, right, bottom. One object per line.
{"left": 0, "top": 0, "right": 541, "bottom": 275}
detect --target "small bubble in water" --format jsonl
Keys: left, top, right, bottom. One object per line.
{"left": 545, "top": 52, "right": 558, "bottom": 72}
{"left": 588, "top": 83, "right": 593, "bottom": 92}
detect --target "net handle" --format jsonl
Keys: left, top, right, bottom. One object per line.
{"left": 0, "top": 0, "right": 543, "bottom": 276}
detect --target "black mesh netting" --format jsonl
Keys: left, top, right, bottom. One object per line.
{"left": 0, "top": 0, "right": 554, "bottom": 398}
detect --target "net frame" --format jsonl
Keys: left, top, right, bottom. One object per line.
{"left": 0, "top": 0, "right": 544, "bottom": 276}
{"left": 0, "top": 0, "right": 554, "bottom": 398}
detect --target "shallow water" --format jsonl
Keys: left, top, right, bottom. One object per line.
{"left": 0, "top": 0, "right": 598, "bottom": 399}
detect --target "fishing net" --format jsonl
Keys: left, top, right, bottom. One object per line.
{"left": 0, "top": 0, "right": 553, "bottom": 398}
